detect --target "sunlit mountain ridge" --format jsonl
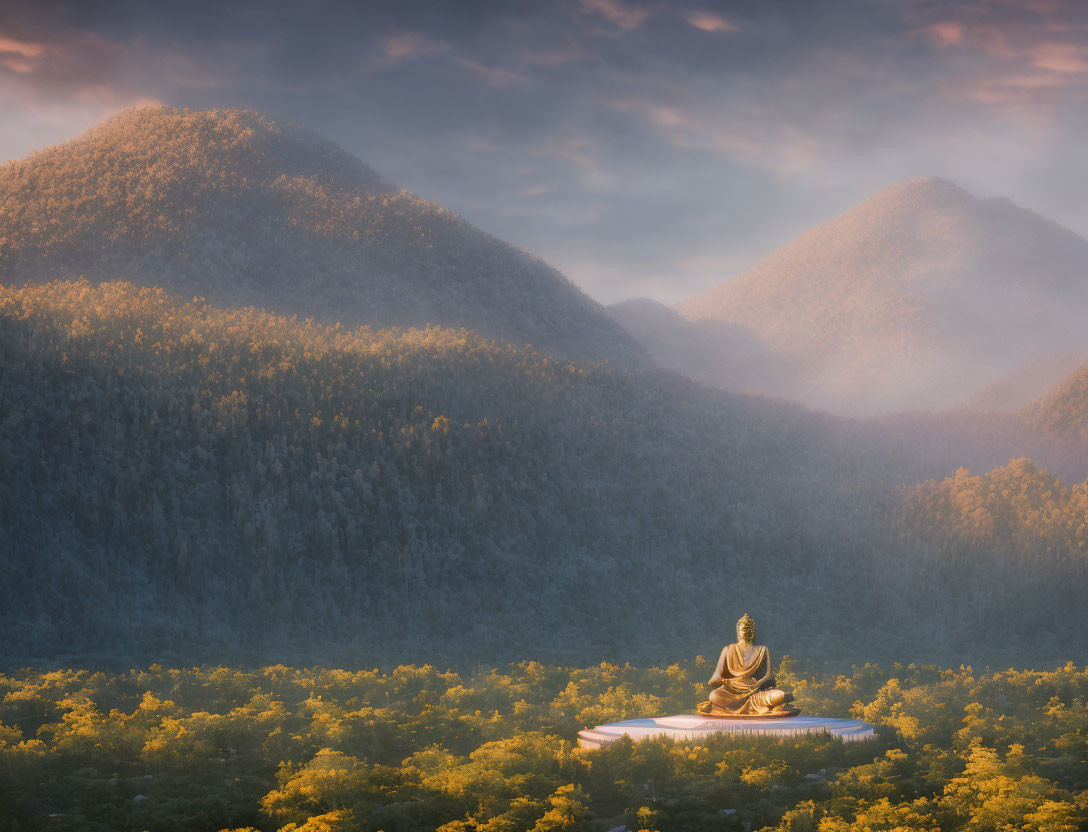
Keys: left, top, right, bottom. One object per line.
{"left": 0, "top": 106, "right": 646, "bottom": 369}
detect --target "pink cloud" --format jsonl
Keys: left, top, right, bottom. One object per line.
{"left": 906, "top": 2, "right": 1088, "bottom": 121}
{"left": 1030, "top": 42, "right": 1088, "bottom": 73}
{"left": 370, "top": 32, "right": 525, "bottom": 87}
{"left": 710, "top": 123, "right": 822, "bottom": 177}
{"left": 0, "top": 31, "right": 122, "bottom": 97}
{"left": 519, "top": 183, "right": 555, "bottom": 197}
{"left": 374, "top": 31, "right": 448, "bottom": 66}
{"left": 0, "top": 34, "right": 46, "bottom": 75}
{"left": 962, "top": 72, "right": 1071, "bottom": 101}
{"left": 607, "top": 96, "right": 707, "bottom": 153}
{"left": 607, "top": 95, "right": 697, "bottom": 129}
{"left": 607, "top": 94, "right": 821, "bottom": 177}
{"left": 643, "top": 103, "right": 697, "bottom": 131}
{"left": 684, "top": 11, "right": 736, "bottom": 34}
{"left": 578, "top": 0, "right": 650, "bottom": 31}
{"left": 456, "top": 58, "right": 528, "bottom": 88}
{"left": 521, "top": 42, "right": 585, "bottom": 69}
{"left": 0, "top": 35, "right": 44, "bottom": 58}
{"left": 939, "top": 70, "right": 1085, "bottom": 123}
{"left": 0, "top": 26, "right": 214, "bottom": 119}
{"left": 530, "top": 132, "right": 596, "bottom": 168}
{"left": 921, "top": 21, "right": 964, "bottom": 48}
{"left": 1, "top": 55, "right": 35, "bottom": 74}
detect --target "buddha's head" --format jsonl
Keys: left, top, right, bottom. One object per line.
{"left": 736, "top": 612, "right": 755, "bottom": 642}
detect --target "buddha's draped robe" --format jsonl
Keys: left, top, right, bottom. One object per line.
{"left": 709, "top": 643, "right": 784, "bottom": 714}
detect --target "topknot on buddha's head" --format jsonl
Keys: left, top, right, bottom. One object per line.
{"left": 736, "top": 612, "right": 755, "bottom": 640}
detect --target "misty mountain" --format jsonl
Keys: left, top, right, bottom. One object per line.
{"left": 3, "top": 280, "right": 1086, "bottom": 668}
{"left": 605, "top": 298, "right": 796, "bottom": 398}
{"left": 1021, "top": 358, "right": 1088, "bottom": 441}
{"left": 0, "top": 107, "right": 645, "bottom": 368}
{"left": 956, "top": 352, "right": 1088, "bottom": 413}
{"left": 671, "top": 177, "right": 1088, "bottom": 414}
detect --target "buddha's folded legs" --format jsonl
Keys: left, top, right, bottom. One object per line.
{"left": 708, "top": 685, "right": 794, "bottom": 714}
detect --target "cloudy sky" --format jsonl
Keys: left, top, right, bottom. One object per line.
{"left": 3, "top": 0, "right": 1088, "bottom": 303}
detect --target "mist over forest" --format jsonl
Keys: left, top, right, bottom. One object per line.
{"left": 2, "top": 108, "right": 1088, "bottom": 674}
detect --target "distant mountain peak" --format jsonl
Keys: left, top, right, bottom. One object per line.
{"left": 871, "top": 175, "right": 966, "bottom": 197}
{"left": 829, "top": 176, "right": 977, "bottom": 225}
{"left": 672, "top": 177, "right": 1088, "bottom": 414}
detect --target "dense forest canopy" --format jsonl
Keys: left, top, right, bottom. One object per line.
{"left": 0, "top": 279, "right": 865, "bottom": 666}
{"left": 2, "top": 280, "right": 1087, "bottom": 668}
{"left": 0, "top": 107, "right": 645, "bottom": 369}
{"left": 898, "top": 458, "right": 1088, "bottom": 559}
{"left": 1, "top": 660, "right": 1086, "bottom": 831}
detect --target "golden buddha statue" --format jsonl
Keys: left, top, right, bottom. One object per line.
{"left": 697, "top": 613, "right": 799, "bottom": 717}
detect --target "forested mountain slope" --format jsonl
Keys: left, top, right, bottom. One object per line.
{"left": 0, "top": 107, "right": 644, "bottom": 368}
{"left": 885, "top": 457, "right": 1088, "bottom": 657}
{"left": 0, "top": 280, "right": 857, "bottom": 666}
{"left": 673, "top": 178, "right": 1088, "bottom": 414}
{"left": 3, "top": 281, "right": 1086, "bottom": 668}
{"left": 1021, "top": 359, "right": 1088, "bottom": 441}
{"left": 955, "top": 351, "right": 1088, "bottom": 413}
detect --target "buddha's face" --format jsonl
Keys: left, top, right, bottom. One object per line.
{"left": 737, "top": 622, "right": 754, "bottom": 642}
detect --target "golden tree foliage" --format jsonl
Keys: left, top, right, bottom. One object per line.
{"left": 897, "top": 458, "right": 1088, "bottom": 557}
{"left": 4, "top": 660, "right": 1086, "bottom": 831}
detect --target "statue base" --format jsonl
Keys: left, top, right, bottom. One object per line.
{"left": 696, "top": 701, "right": 801, "bottom": 718}
{"left": 577, "top": 714, "right": 876, "bottom": 749}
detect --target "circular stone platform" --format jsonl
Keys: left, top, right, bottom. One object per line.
{"left": 577, "top": 714, "right": 876, "bottom": 749}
